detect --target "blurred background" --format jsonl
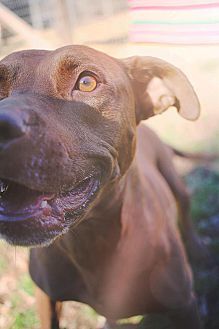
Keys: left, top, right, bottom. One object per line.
{"left": 0, "top": 1, "right": 219, "bottom": 328}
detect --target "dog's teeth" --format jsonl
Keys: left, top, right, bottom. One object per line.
{"left": 41, "top": 200, "right": 48, "bottom": 208}
{"left": 0, "top": 181, "right": 8, "bottom": 194}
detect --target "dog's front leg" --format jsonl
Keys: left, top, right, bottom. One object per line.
{"left": 36, "top": 287, "right": 62, "bottom": 329}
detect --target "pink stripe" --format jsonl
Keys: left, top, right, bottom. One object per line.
{"left": 130, "top": 3, "right": 219, "bottom": 10}
{"left": 130, "top": 34, "right": 219, "bottom": 45}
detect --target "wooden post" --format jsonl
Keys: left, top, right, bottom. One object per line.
{"left": 0, "top": 2, "right": 51, "bottom": 48}
{"left": 55, "top": 0, "right": 73, "bottom": 44}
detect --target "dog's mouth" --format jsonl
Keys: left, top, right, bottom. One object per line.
{"left": 0, "top": 176, "right": 99, "bottom": 221}
{"left": 0, "top": 179, "right": 54, "bottom": 221}
{"left": 0, "top": 175, "right": 100, "bottom": 246}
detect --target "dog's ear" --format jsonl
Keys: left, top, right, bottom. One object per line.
{"left": 121, "top": 56, "right": 200, "bottom": 123}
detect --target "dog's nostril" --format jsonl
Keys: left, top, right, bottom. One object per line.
{"left": 0, "top": 114, "right": 25, "bottom": 144}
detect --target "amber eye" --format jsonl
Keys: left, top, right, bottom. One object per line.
{"left": 77, "top": 75, "right": 97, "bottom": 92}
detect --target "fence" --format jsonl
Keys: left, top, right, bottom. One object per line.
{"left": 0, "top": 0, "right": 128, "bottom": 55}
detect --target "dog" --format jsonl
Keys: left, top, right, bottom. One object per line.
{"left": 0, "top": 45, "right": 202, "bottom": 329}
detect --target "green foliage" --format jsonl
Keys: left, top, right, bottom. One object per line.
{"left": 18, "top": 274, "right": 34, "bottom": 296}
{"left": 118, "top": 315, "right": 143, "bottom": 325}
{"left": 0, "top": 256, "right": 7, "bottom": 274}
{"left": 10, "top": 310, "right": 38, "bottom": 329}
{"left": 185, "top": 167, "right": 219, "bottom": 226}
{"left": 185, "top": 166, "right": 219, "bottom": 329}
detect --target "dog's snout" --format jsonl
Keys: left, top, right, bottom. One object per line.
{"left": 0, "top": 112, "right": 25, "bottom": 145}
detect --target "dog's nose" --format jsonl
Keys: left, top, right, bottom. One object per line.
{"left": 0, "top": 112, "right": 25, "bottom": 145}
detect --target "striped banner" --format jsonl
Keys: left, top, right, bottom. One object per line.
{"left": 129, "top": 0, "right": 219, "bottom": 44}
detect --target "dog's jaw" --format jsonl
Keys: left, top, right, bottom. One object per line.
{"left": 0, "top": 174, "right": 101, "bottom": 246}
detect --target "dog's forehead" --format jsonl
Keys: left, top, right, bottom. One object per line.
{"left": 0, "top": 46, "right": 125, "bottom": 84}
{"left": 1, "top": 46, "right": 118, "bottom": 69}
{"left": 0, "top": 49, "right": 49, "bottom": 68}
{"left": 47, "top": 45, "right": 126, "bottom": 82}
{"left": 51, "top": 45, "right": 119, "bottom": 68}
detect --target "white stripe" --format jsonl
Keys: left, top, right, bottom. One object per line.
{"left": 129, "top": 0, "right": 219, "bottom": 6}
{"left": 131, "top": 8, "right": 219, "bottom": 22}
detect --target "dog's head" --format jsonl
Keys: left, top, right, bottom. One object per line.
{"left": 0, "top": 45, "right": 200, "bottom": 246}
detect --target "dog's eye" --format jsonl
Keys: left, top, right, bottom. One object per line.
{"left": 76, "top": 75, "right": 97, "bottom": 92}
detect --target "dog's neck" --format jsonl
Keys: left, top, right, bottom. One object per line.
{"left": 56, "top": 168, "right": 131, "bottom": 267}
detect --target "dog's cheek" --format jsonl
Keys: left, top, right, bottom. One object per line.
{"left": 117, "top": 127, "right": 136, "bottom": 175}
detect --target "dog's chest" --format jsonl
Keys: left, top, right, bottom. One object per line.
{"left": 54, "top": 210, "right": 166, "bottom": 317}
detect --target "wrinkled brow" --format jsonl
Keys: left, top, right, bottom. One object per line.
{"left": 0, "top": 64, "right": 19, "bottom": 81}
{"left": 54, "top": 56, "right": 80, "bottom": 71}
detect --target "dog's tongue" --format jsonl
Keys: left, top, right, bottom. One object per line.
{"left": 0, "top": 179, "right": 51, "bottom": 216}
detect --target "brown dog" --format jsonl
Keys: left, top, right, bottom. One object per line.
{"left": 0, "top": 46, "right": 201, "bottom": 329}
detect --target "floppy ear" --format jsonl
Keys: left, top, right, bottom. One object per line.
{"left": 122, "top": 56, "right": 200, "bottom": 123}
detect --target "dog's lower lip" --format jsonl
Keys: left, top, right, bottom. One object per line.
{"left": 0, "top": 176, "right": 99, "bottom": 222}
{"left": 0, "top": 187, "right": 54, "bottom": 221}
